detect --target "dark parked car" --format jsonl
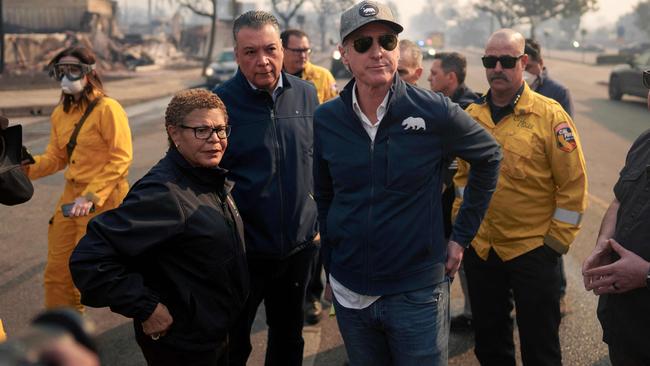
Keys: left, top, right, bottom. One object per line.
{"left": 330, "top": 49, "right": 351, "bottom": 79}
{"left": 609, "top": 50, "right": 650, "bottom": 101}
{"left": 205, "top": 50, "right": 237, "bottom": 88}
{"left": 420, "top": 46, "right": 437, "bottom": 59}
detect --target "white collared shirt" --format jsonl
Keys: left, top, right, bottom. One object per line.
{"left": 329, "top": 81, "right": 389, "bottom": 310}
{"left": 247, "top": 74, "right": 284, "bottom": 102}
{"left": 351, "top": 82, "right": 390, "bottom": 142}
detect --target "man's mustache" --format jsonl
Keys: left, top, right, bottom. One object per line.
{"left": 489, "top": 73, "right": 509, "bottom": 82}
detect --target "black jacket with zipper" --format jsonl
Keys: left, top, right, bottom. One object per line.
{"left": 70, "top": 148, "right": 249, "bottom": 351}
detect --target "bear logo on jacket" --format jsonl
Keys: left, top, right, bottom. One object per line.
{"left": 402, "top": 117, "right": 426, "bottom": 131}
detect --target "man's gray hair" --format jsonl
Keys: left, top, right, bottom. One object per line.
{"left": 233, "top": 10, "right": 281, "bottom": 42}
{"left": 399, "top": 39, "right": 423, "bottom": 68}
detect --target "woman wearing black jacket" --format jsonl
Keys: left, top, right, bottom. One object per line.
{"left": 70, "top": 89, "right": 248, "bottom": 366}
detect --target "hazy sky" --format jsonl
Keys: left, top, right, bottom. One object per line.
{"left": 398, "top": 0, "right": 638, "bottom": 33}
{"left": 120, "top": 0, "right": 638, "bottom": 31}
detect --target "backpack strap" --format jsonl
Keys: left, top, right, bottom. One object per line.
{"left": 66, "top": 97, "right": 102, "bottom": 162}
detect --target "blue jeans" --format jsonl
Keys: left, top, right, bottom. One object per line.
{"left": 333, "top": 279, "right": 450, "bottom": 366}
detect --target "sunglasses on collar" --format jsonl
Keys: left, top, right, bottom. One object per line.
{"left": 644, "top": 70, "right": 650, "bottom": 89}
{"left": 49, "top": 62, "right": 95, "bottom": 81}
{"left": 351, "top": 34, "right": 398, "bottom": 54}
{"left": 481, "top": 55, "right": 524, "bottom": 69}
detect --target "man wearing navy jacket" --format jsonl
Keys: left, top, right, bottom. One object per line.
{"left": 313, "top": 1, "right": 502, "bottom": 364}
{"left": 214, "top": 10, "right": 319, "bottom": 366}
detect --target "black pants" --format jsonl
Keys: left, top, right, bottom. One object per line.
{"left": 464, "top": 245, "right": 562, "bottom": 366}
{"left": 135, "top": 330, "right": 228, "bottom": 366}
{"left": 306, "top": 245, "right": 324, "bottom": 302}
{"left": 228, "top": 245, "right": 317, "bottom": 366}
{"left": 608, "top": 340, "right": 650, "bottom": 366}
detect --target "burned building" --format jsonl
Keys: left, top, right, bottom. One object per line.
{"left": 4, "top": 0, "right": 119, "bottom": 36}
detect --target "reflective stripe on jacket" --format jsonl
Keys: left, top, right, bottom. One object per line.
{"left": 453, "top": 83, "right": 587, "bottom": 261}
{"left": 28, "top": 96, "right": 132, "bottom": 207}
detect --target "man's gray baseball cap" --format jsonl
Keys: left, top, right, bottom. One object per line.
{"left": 339, "top": 1, "right": 403, "bottom": 42}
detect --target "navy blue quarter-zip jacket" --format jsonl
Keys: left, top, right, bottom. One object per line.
{"left": 214, "top": 70, "right": 319, "bottom": 259}
{"left": 313, "top": 77, "right": 502, "bottom": 296}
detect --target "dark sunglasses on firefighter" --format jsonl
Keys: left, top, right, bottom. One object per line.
{"left": 351, "top": 34, "right": 398, "bottom": 54}
{"left": 49, "top": 61, "right": 96, "bottom": 82}
{"left": 644, "top": 70, "right": 650, "bottom": 89}
{"left": 481, "top": 54, "right": 524, "bottom": 69}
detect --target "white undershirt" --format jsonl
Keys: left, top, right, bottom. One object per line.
{"left": 329, "top": 82, "right": 389, "bottom": 310}
{"left": 247, "top": 75, "right": 284, "bottom": 102}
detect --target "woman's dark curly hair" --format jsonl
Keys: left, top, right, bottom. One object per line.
{"left": 165, "top": 89, "right": 229, "bottom": 147}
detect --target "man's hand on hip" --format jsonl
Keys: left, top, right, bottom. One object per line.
{"left": 446, "top": 240, "right": 465, "bottom": 279}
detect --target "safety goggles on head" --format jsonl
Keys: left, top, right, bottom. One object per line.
{"left": 352, "top": 34, "right": 398, "bottom": 54}
{"left": 49, "top": 62, "right": 95, "bottom": 81}
{"left": 481, "top": 55, "right": 524, "bottom": 69}
{"left": 644, "top": 70, "right": 650, "bottom": 89}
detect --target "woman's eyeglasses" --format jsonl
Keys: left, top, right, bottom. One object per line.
{"left": 352, "top": 34, "right": 398, "bottom": 54}
{"left": 179, "top": 125, "right": 231, "bottom": 140}
{"left": 49, "top": 62, "right": 95, "bottom": 81}
{"left": 481, "top": 55, "right": 524, "bottom": 69}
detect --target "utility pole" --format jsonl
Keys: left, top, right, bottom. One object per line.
{"left": 0, "top": 0, "right": 5, "bottom": 74}
{"left": 148, "top": 0, "right": 152, "bottom": 24}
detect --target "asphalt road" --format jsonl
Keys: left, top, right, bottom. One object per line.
{"left": 1, "top": 53, "right": 648, "bottom": 365}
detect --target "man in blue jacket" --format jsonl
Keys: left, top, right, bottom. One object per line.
{"left": 213, "top": 10, "right": 319, "bottom": 366}
{"left": 313, "top": 1, "right": 502, "bottom": 364}
{"left": 524, "top": 38, "right": 574, "bottom": 117}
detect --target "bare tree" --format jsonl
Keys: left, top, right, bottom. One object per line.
{"left": 474, "top": 0, "right": 518, "bottom": 28}
{"left": 635, "top": 0, "right": 650, "bottom": 38}
{"left": 270, "top": 0, "right": 308, "bottom": 29}
{"left": 177, "top": 0, "right": 218, "bottom": 76}
{"left": 0, "top": 0, "right": 4, "bottom": 74}
{"left": 310, "top": 0, "right": 355, "bottom": 50}
{"left": 474, "top": 0, "right": 597, "bottom": 38}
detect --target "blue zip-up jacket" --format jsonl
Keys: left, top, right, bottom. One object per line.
{"left": 214, "top": 70, "right": 319, "bottom": 259}
{"left": 535, "top": 68, "right": 574, "bottom": 117}
{"left": 313, "top": 77, "right": 502, "bottom": 296}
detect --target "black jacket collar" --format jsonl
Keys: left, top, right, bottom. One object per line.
{"left": 167, "top": 148, "right": 233, "bottom": 194}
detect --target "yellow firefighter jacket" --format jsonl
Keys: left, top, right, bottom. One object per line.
{"left": 453, "top": 83, "right": 587, "bottom": 261}
{"left": 303, "top": 61, "right": 338, "bottom": 103}
{"left": 28, "top": 95, "right": 132, "bottom": 207}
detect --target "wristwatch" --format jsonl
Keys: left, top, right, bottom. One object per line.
{"left": 646, "top": 266, "right": 650, "bottom": 290}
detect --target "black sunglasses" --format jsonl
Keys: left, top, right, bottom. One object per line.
{"left": 644, "top": 70, "right": 650, "bottom": 89}
{"left": 352, "top": 34, "right": 398, "bottom": 54}
{"left": 481, "top": 55, "right": 524, "bottom": 69}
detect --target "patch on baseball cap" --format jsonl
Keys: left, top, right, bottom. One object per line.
{"left": 340, "top": 1, "right": 403, "bottom": 43}
{"left": 359, "top": 3, "right": 378, "bottom": 17}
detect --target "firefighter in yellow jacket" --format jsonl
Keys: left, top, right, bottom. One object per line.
{"left": 452, "top": 29, "right": 587, "bottom": 365}
{"left": 281, "top": 29, "right": 338, "bottom": 104}
{"left": 25, "top": 46, "right": 132, "bottom": 312}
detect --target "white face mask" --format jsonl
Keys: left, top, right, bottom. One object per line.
{"left": 60, "top": 75, "right": 87, "bottom": 95}
{"left": 523, "top": 70, "right": 538, "bottom": 86}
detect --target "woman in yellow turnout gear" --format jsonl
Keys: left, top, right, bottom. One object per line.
{"left": 25, "top": 46, "right": 132, "bottom": 311}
